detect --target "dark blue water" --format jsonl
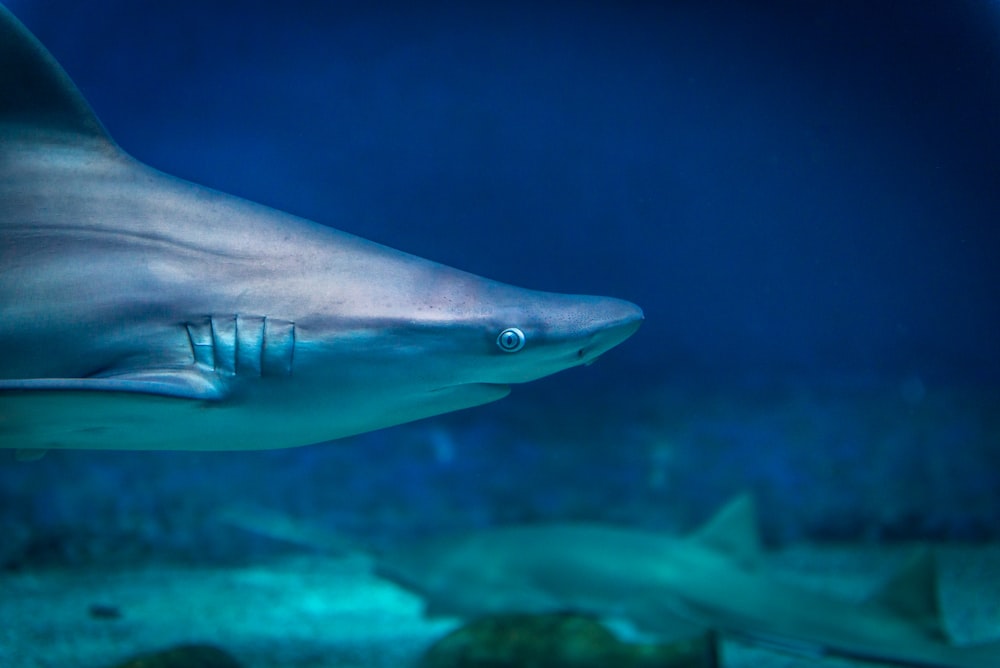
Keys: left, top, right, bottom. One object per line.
{"left": 2, "top": 1, "right": 999, "bottom": 569}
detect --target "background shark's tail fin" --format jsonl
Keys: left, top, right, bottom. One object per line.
{"left": 864, "top": 548, "right": 949, "bottom": 643}
{"left": 0, "top": 5, "right": 114, "bottom": 147}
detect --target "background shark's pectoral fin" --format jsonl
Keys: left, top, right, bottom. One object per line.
{"left": 629, "top": 599, "right": 713, "bottom": 644}
{"left": 0, "top": 368, "right": 226, "bottom": 401}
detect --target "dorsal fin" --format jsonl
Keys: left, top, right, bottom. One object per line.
{"left": 0, "top": 5, "right": 114, "bottom": 147}
{"left": 687, "top": 494, "right": 762, "bottom": 567}
{"left": 864, "top": 548, "right": 949, "bottom": 642}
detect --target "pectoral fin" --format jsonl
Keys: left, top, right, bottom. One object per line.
{"left": 0, "top": 369, "right": 232, "bottom": 452}
{"left": 0, "top": 368, "right": 226, "bottom": 401}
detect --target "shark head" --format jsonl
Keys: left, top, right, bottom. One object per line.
{"left": 292, "top": 264, "right": 644, "bottom": 398}
{"left": 0, "top": 5, "right": 642, "bottom": 452}
{"left": 210, "top": 224, "right": 645, "bottom": 443}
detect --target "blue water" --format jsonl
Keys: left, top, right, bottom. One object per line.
{"left": 2, "top": 0, "right": 999, "bottom": 570}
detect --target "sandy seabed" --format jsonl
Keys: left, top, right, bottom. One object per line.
{"left": 2, "top": 544, "right": 999, "bottom": 668}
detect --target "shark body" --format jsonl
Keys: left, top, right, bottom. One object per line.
{"left": 0, "top": 6, "right": 641, "bottom": 453}
{"left": 375, "top": 496, "right": 1000, "bottom": 668}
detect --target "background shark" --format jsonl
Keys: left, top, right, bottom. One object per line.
{"left": 0, "top": 5, "right": 642, "bottom": 454}
{"left": 375, "top": 496, "right": 1000, "bottom": 668}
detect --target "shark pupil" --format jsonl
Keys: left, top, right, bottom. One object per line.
{"left": 496, "top": 327, "right": 526, "bottom": 353}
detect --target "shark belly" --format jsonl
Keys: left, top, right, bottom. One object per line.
{"left": 0, "top": 374, "right": 510, "bottom": 452}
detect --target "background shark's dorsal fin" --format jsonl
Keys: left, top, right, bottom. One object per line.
{"left": 0, "top": 5, "right": 113, "bottom": 147}
{"left": 687, "top": 494, "right": 762, "bottom": 567}
{"left": 864, "top": 548, "right": 949, "bottom": 642}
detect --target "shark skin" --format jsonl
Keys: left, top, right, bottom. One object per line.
{"left": 0, "top": 6, "right": 642, "bottom": 453}
{"left": 375, "top": 496, "right": 1000, "bottom": 668}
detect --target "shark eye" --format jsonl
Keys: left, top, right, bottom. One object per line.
{"left": 496, "top": 327, "right": 526, "bottom": 353}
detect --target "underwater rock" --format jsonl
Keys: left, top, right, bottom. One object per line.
{"left": 109, "top": 643, "right": 242, "bottom": 668}
{"left": 419, "top": 612, "right": 718, "bottom": 668}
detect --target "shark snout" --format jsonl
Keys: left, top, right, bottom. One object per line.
{"left": 577, "top": 298, "right": 644, "bottom": 364}
{"left": 480, "top": 294, "right": 642, "bottom": 386}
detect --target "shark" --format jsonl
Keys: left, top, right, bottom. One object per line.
{"left": 0, "top": 5, "right": 641, "bottom": 455}
{"left": 375, "top": 496, "right": 1000, "bottom": 668}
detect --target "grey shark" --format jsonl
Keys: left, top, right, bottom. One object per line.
{"left": 375, "top": 496, "right": 1000, "bottom": 668}
{"left": 0, "top": 6, "right": 641, "bottom": 454}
